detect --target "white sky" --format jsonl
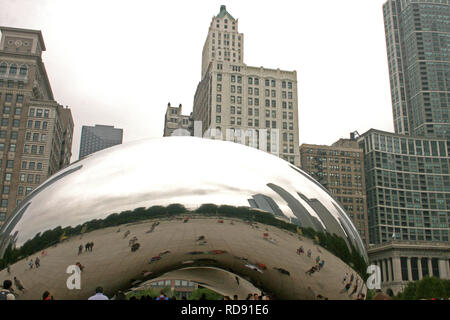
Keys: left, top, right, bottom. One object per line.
{"left": 1, "top": 0, "right": 393, "bottom": 161}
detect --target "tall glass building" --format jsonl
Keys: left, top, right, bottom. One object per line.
{"left": 358, "top": 129, "right": 449, "bottom": 244}
{"left": 383, "top": 0, "right": 449, "bottom": 139}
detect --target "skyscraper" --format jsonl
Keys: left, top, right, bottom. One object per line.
{"left": 383, "top": 0, "right": 449, "bottom": 139}
{"left": 79, "top": 124, "right": 123, "bottom": 159}
{"left": 193, "top": 5, "right": 300, "bottom": 166}
{"left": 0, "top": 27, "right": 74, "bottom": 225}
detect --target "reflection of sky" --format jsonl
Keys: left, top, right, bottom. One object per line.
{"left": 2, "top": 137, "right": 364, "bottom": 253}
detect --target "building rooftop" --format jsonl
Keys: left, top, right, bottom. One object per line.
{"left": 216, "top": 5, "right": 235, "bottom": 21}
{"left": 0, "top": 26, "right": 46, "bottom": 51}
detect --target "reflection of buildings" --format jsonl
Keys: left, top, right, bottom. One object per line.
{"left": 368, "top": 240, "right": 450, "bottom": 295}
{"left": 192, "top": 5, "right": 300, "bottom": 166}
{"left": 163, "top": 103, "right": 193, "bottom": 137}
{"left": 79, "top": 124, "right": 123, "bottom": 159}
{"left": 267, "top": 183, "right": 323, "bottom": 232}
{"left": 248, "top": 194, "right": 284, "bottom": 218}
{"left": 0, "top": 27, "right": 74, "bottom": 226}
{"left": 300, "top": 138, "right": 369, "bottom": 246}
{"left": 148, "top": 279, "right": 198, "bottom": 299}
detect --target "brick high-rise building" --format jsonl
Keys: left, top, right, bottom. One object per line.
{"left": 300, "top": 138, "right": 369, "bottom": 246}
{"left": 0, "top": 27, "right": 74, "bottom": 225}
{"left": 193, "top": 5, "right": 300, "bottom": 166}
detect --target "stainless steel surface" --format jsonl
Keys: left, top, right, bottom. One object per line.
{"left": 0, "top": 137, "right": 367, "bottom": 299}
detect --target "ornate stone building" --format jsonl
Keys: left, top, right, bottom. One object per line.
{"left": 0, "top": 27, "right": 73, "bottom": 225}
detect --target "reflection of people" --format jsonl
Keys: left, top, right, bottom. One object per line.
{"left": 35, "top": 257, "right": 40, "bottom": 268}
{"left": 88, "top": 287, "right": 109, "bottom": 300}
{"left": 42, "top": 291, "right": 54, "bottom": 300}
{"left": 156, "top": 290, "right": 169, "bottom": 300}
{"left": 78, "top": 245, "right": 83, "bottom": 255}
{"left": 0, "top": 280, "right": 16, "bottom": 300}
{"left": 14, "top": 277, "right": 25, "bottom": 293}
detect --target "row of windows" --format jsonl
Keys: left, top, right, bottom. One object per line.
{"left": 218, "top": 74, "right": 294, "bottom": 88}
{"left": 3, "top": 172, "right": 40, "bottom": 184}
{"left": 29, "top": 108, "right": 50, "bottom": 118}
{"left": 0, "top": 93, "right": 24, "bottom": 103}
{"left": 0, "top": 79, "right": 25, "bottom": 89}
{"left": 0, "top": 63, "right": 28, "bottom": 76}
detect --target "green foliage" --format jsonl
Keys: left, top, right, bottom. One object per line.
{"left": 190, "top": 287, "right": 223, "bottom": 300}
{"left": 395, "top": 277, "right": 449, "bottom": 300}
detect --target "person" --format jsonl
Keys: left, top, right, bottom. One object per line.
{"left": 349, "top": 284, "right": 358, "bottom": 297}
{"left": 156, "top": 290, "right": 169, "bottom": 300}
{"left": 88, "top": 287, "right": 109, "bottom": 300}
{"left": 199, "top": 293, "right": 207, "bottom": 300}
{"left": 246, "top": 293, "right": 253, "bottom": 300}
{"left": 340, "top": 282, "right": 351, "bottom": 294}
{"left": 356, "top": 293, "right": 365, "bottom": 300}
{"left": 223, "top": 296, "right": 231, "bottom": 300}
{"left": 0, "top": 280, "right": 16, "bottom": 300}
{"left": 78, "top": 244, "right": 83, "bottom": 255}
{"left": 114, "top": 290, "right": 126, "bottom": 300}
{"left": 85, "top": 243, "right": 90, "bottom": 252}
{"left": 307, "top": 249, "right": 312, "bottom": 257}
{"left": 305, "top": 265, "right": 317, "bottom": 276}
{"left": 6, "top": 265, "right": 10, "bottom": 275}
{"left": 253, "top": 293, "right": 259, "bottom": 300}
{"left": 233, "top": 294, "right": 238, "bottom": 300}
{"left": 76, "top": 262, "right": 85, "bottom": 272}
{"left": 350, "top": 273, "right": 354, "bottom": 283}
{"left": 318, "top": 260, "right": 325, "bottom": 270}
{"left": 14, "top": 277, "right": 25, "bottom": 293}
{"left": 342, "top": 272, "right": 348, "bottom": 284}
{"left": 90, "top": 242, "right": 94, "bottom": 252}
{"left": 28, "top": 259, "right": 33, "bottom": 269}
{"left": 315, "top": 255, "right": 321, "bottom": 264}
{"left": 42, "top": 291, "right": 54, "bottom": 300}
{"left": 35, "top": 257, "right": 40, "bottom": 268}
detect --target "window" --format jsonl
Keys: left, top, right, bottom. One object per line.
{"left": 33, "top": 133, "right": 39, "bottom": 141}
{"left": 217, "top": 84, "right": 222, "bottom": 92}
{"left": 35, "top": 175, "right": 40, "bottom": 184}
{"left": 19, "top": 65, "right": 27, "bottom": 75}
{"left": 3, "top": 106, "right": 10, "bottom": 114}
{"left": 18, "top": 186, "right": 24, "bottom": 195}
{"left": 27, "top": 120, "right": 32, "bottom": 128}
{"left": 29, "top": 108, "right": 35, "bottom": 117}
{"left": 7, "top": 81, "right": 14, "bottom": 88}
{"left": 231, "top": 75, "right": 235, "bottom": 82}
{"left": 271, "top": 80, "right": 276, "bottom": 87}
{"left": 1, "top": 199, "right": 8, "bottom": 208}
{"left": 25, "top": 187, "right": 32, "bottom": 195}
{"left": 16, "top": 95, "right": 24, "bottom": 103}
{"left": 31, "top": 145, "right": 37, "bottom": 154}
{"left": 9, "top": 64, "right": 17, "bottom": 75}
{"left": 0, "top": 130, "right": 5, "bottom": 138}
{"left": 22, "top": 161, "right": 27, "bottom": 169}
{"left": 217, "top": 73, "right": 222, "bottom": 81}
{"left": 14, "top": 108, "right": 21, "bottom": 115}
{"left": 42, "top": 121, "right": 47, "bottom": 129}
{"left": 27, "top": 174, "right": 34, "bottom": 183}
{"left": 231, "top": 106, "right": 235, "bottom": 114}
{"left": 12, "top": 119, "right": 19, "bottom": 127}
{"left": 39, "top": 146, "right": 44, "bottom": 154}
{"left": 5, "top": 94, "right": 12, "bottom": 102}
{"left": 44, "top": 109, "right": 49, "bottom": 118}
{"left": 3, "top": 186, "right": 10, "bottom": 195}
{"left": 36, "top": 109, "right": 43, "bottom": 117}
{"left": 216, "top": 116, "right": 221, "bottom": 124}
{"left": 271, "top": 100, "right": 276, "bottom": 107}
{"left": 0, "top": 143, "right": 4, "bottom": 151}
{"left": 37, "top": 163, "right": 42, "bottom": 170}
{"left": 265, "top": 79, "right": 270, "bottom": 86}
{"left": 216, "top": 105, "right": 221, "bottom": 113}
{"left": 18, "top": 81, "right": 24, "bottom": 89}
{"left": 237, "top": 107, "right": 241, "bottom": 115}
{"left": 5, "top": 173, "right": 12, "bottom": 181}
{"left": 0, "top": 63, "right": 6, "bottom": 74}
{"left": 6, "top": 160, "right": 13, "bottom": 168}
{"left": 9, "top": 144, "right": 16, "bottom": 152}
{"left": 34, "top": 121, "right": 41, "bottom": 129}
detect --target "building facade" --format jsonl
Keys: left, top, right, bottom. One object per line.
{"left": 0, "top": 27, "right": 73, "bottom": 225}
{"left": 368, "top": 240, "right": 450, "bottom": 295}
{"left": 358, "top": 129, "right": 449, "bottom": 245}
{"left": 299, "top": 139, "right": 369, "bottom": 246}
{"left": 79, "top": 124, "right": 123, "bottom": 159}
{"left": 383, "top": 0, "right": 449, "bottom": 139}
{"left": 163, "top": 103, "right": 193, "bottom": 137}
{"left": 193, "top": 6, "right": 300, "bottom": 166}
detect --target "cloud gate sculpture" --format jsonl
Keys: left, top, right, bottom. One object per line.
{"left": 0, "top": 137, "right": 368, "bottom": 300}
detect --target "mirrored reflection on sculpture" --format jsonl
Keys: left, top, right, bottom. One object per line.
{"left": 0, "top": 137, "right": 368, "bottom": 300}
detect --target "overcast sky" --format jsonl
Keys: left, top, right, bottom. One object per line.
{"left": 1, "top": 0, "right": 393, "bottom": 161}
